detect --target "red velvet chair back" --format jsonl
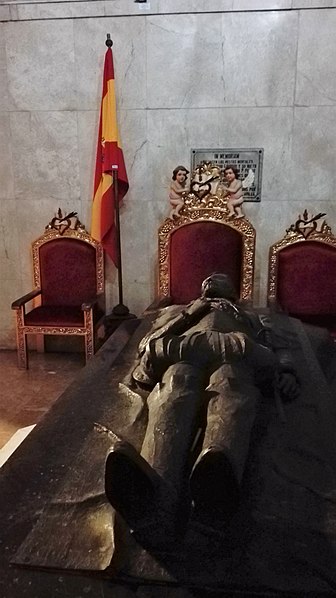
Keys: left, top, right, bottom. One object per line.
{"left": 158, "top": 210, "right": 256, "bottom": 305}
{"left": 277, "top": 241, "right": 336, "bottom": 316}
{"left": 169, "top": 222, "right": 243, "bottom": 304}
{"left": 39, "top": 238, "right": 97, "bottom": 306}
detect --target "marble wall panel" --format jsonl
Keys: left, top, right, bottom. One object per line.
{"left": 147, "top": 14, "right": 224, "bottom": 109}
{"left": 15, "top": 1, "right": 104, "bottom": 20}
{"left": 117, "top": 109, "right": 148, "bottom": 199}
{"left": 232, "top": 0, "right": 292, "bottom": 8}
{"left": 104, "top": 0, "right": 159, "bottom": 15}
{"left": 147, "top": 11, "right": 298, "bottom": 109}
{"left": 77, "top": 110, "right": 98, "bottom": 212}
{"left": 81, "top": 200, "right": 94, "bottom": 233}
{"left": 0, "top": 6, "right": 10, "bottom": 21}
{"left": 0, "top": 277, "right": 22, "bottom": 350}
{"left": 10, "top": 111, "right": 80, "bottom": 202}
{"left": 5, "top": 20, "right": 76, "bottom": 111}
{"left": 291, "top": 106, "right": 336, "bottom": 201}
{"left": 296, "top": 9, "right": 336, "bottom": 106}
{"left": 0, "top": 114, "right": 14, "bottom": 200}
{"left": 73, "top": 17, "right": 146, "bottom": 111}
{"left": 2, "top": 0, "right": 336, "bottom": 21}
{"left": 220, "top": 11, "right": 298, "bottom": 107}
{"left": 293, "top": 1, "right": 336, "bottom": 7}
{"left": 156, "top": 0, "right": 233, "bottom": 12}
{"left": 0, "top": 25, "right": 10, "bottom": 112}
{"left": 119, "top": 198, "right": 151, "bottom": 284}
{"left": 0, "top": 200, "right": 20, "bottom": 281}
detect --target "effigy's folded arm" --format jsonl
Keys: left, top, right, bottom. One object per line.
{"left": 137, "top": 298, "right": 210, "bottom": 356}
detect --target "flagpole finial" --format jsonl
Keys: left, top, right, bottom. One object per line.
{"left": 106, "top": 34, "right": 113, "bottom": 48}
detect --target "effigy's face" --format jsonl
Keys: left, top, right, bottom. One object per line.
{"left": 201, "top": 273, "right": 237, "bottom": 300}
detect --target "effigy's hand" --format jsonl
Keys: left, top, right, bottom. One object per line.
{"left": 187, "top": 297, "right": 209, "bottom": 317}
{"left": 276, "top": 372, "right": 300, "bottom": 402}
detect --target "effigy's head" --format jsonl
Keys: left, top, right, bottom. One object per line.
{"left": 201, "top": 273, "right": 238, "bottom": 301}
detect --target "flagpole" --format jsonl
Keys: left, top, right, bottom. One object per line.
{"left": 101, "top": 35, "right": 136, "bottom": 338}
{"left": 111, "top": 166, "right": 129, "bottom": 316}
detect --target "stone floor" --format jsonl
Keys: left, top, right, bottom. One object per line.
{"left": 0, "top": 350, "right": 83, "bottom": 454}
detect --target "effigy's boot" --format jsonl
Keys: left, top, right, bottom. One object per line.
{"left": 105, "top": 437, "right": 180, "bottom": 549}
{"left": 105, "top": 437, "right": 159, "bottom": 525}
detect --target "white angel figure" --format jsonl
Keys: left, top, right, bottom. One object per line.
{"left": 168, "top": 165, "right": 190, "bottom": 219}
{"left": 222, "top": 166, "right": 255, "bottom": 219}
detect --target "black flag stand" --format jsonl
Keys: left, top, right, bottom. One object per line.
{"left": 104, "top": 166, "right": 136, "bottom": 339}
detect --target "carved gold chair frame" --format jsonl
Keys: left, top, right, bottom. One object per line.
{"left": 12, "top": 214, "right": 104, "bottom": 369}
{"left": 158, "top": 193, "right": 256, "bottom": 303}
{"left": 267, "top": 210, "right": 336, "bottom": 304}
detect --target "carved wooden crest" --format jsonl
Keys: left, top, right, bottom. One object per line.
{"left": 46, "top": 209, "right": 86, "bottom": 235}
{"left": 287, "top": 209, "right": 327, "bottom": 239}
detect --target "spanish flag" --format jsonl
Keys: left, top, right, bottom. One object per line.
{"left": 91, "top": 46, "right": 129, "bottom": 266}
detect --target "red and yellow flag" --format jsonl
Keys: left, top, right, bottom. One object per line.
{"left": 91, "top": 47, "right": 128, "bottom": 265}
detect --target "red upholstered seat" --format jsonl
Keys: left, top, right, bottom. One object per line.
{"left": 25, "top": 306, "right": 85, "bottom": 327}
{"left": 268, "top": 219, "right": 336, "bottom": 338}
{"left": 11, "top": 222, "right": 105, "bottom": 369}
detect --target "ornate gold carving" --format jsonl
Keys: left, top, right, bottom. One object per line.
{"left": 158, "top": 193, "right": 256, "bottom": 303}
{"left": 267, "top": 211, "right": 336, "bottom": 302}
{"left": 84, "top": 310, "right": 94, "bottom": 360}
{"left": 21, "top": 326, "right": 87, "bottom": 335}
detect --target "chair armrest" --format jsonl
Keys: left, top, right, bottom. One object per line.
{"left": 11, "top": 289, "right": 41, "bottom": 310}
{"left": 82, "top": 292, "right": 105, "bottom": 312}
{"left": 81, "top": 299, "right": 97, "bottom": 311}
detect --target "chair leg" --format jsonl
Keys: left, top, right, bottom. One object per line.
{"left": 84, "top": 310, "right": 94, "bottom": 364}
{"left": 36, "top": 335, "right": 45, "bottom": 353}
{"left": 17, "top": 328, "right": 28, "bottom": 369}
{"left": 15, "top": 308, "right": 28, "bottom": 369}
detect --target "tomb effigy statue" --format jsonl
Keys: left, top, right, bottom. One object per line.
{"left": 105, "top": 273, "right": 300, "bottom": 550}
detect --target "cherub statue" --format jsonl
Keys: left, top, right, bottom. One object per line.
{"left": 169, "top": 165, "right": 189, "bottom": 219}
{"left": 222, "top": 165, "right": 254, "bottom": 219}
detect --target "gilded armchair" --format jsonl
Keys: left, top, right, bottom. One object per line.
{"left": 11, "top": 212, "right": 105, "bottom": 368}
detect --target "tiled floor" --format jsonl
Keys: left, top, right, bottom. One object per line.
{"left": 0, "top": 350, "right": 84, "bottom": 453}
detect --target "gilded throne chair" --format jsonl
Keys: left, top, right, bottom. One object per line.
{"left": 157, "top": 180, "right": 256, "bottom": 306}
{"left": 267, "top": 211, "right": 336, "bottom": 338}
{"left": 11, "top": 211, "right": 105, "bottom": 369}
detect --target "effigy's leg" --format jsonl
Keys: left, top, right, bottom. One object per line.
{"left": 105, "top": 361, "right": 205, "bottom": 547}
{"left": 190, "top": 363, "right": 260, "bottom": 524}
{"left": 141, "top": 362, "right": 205, "bottom": 501}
